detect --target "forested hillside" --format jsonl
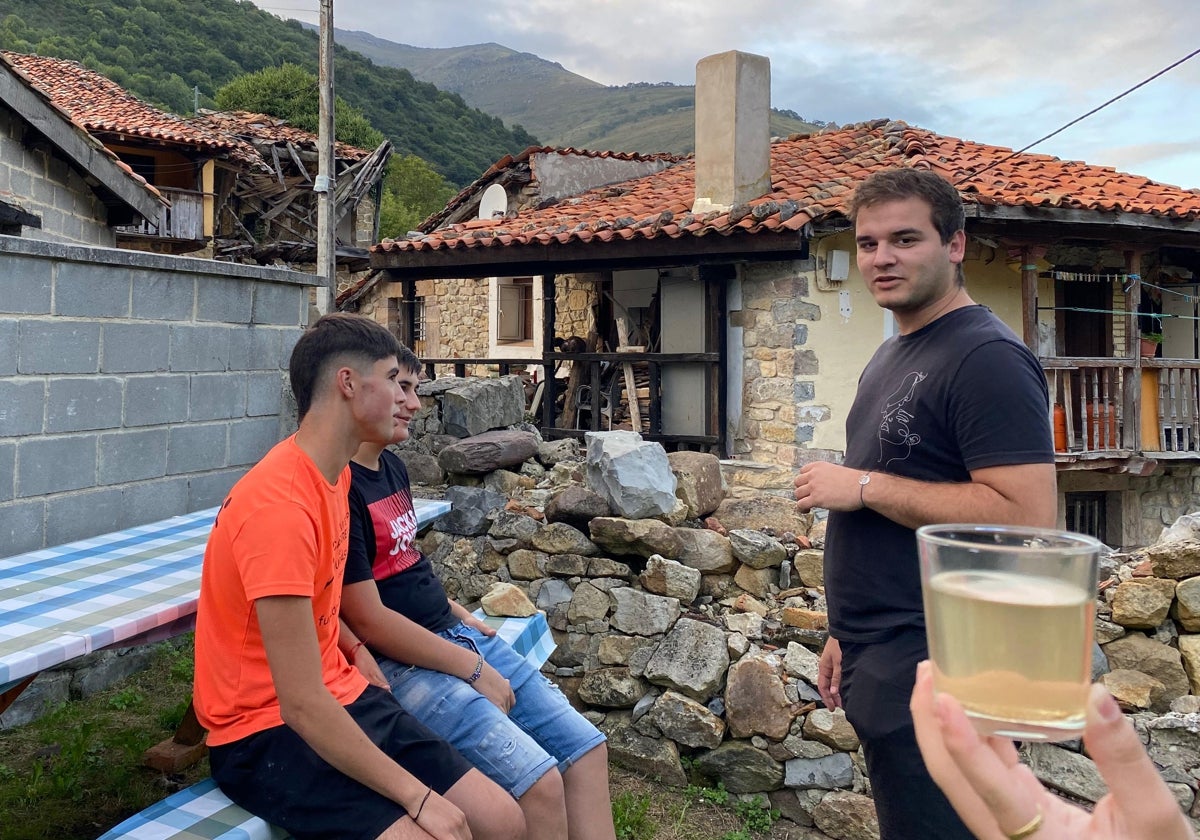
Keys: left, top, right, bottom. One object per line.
{"left": 0, "top": 0, "right": 536, "bottom": 184}
{"left": 328, "top": 31, "right": 823, "bottom": 154}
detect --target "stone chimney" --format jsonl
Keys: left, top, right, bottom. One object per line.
{"left": 692, "top": 50, "right": 771, "bottom": 215}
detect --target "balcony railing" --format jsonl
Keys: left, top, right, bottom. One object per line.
{"left": 115, "top": 187, "right": 206, "bottom": 241}
{"left": 1043, "top": 357, "right": 1200, "bottom": 458}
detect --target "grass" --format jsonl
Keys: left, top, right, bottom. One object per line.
{"left": 0, "top": 640, "right": 206, "bottom": 840}
{"left": 0, "top": 638, "right": 809, "bottom": 840}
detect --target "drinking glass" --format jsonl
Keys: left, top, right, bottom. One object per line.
{"left": 917, "top": 523, "right": 1102, "bottom": 742}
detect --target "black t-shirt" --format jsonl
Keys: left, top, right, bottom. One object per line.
{"left": 345, "top": 452, "right": 455, "bottom": 634}
{"left": 826, "top": 305, "right": 1054, "bottom": 643}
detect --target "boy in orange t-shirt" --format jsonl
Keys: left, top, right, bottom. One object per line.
{"left": 193, "top": 313, "right": 522, "bottom": 840}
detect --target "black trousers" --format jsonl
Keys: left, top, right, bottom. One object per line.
{"left": 839, "top": 627, "right": 975, "bottom": 840}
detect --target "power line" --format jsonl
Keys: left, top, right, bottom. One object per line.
{"left": 956, "top": 45, "right": 1200, "bottom": 185}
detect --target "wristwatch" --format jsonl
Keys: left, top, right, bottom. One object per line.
{"left": 858, "top": 472, "right": 872, "bottom": 510}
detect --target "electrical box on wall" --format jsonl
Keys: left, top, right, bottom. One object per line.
{"left": 816, "top": 249, "right": 851, "bottom": 291}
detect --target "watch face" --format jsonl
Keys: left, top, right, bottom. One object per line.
{"left": 859, "top": 474, "right": 871, "bottom": 485}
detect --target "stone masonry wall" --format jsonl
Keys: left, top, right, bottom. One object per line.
{"left": 729, "top": 259, "right": 823, "bottom": 490}
{"left": 1138, "top": 466, "right": 1200, "bottom": 545}
{"left": 0, "top": 235, "right": 315, "bottom": 554}
{"left": 0, "top": 109, "right": 115, "bottom": 247}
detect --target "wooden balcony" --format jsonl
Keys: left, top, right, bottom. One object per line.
{"left": 1044, "top": 357, "right": 1200, "bottom": 465}
{"left": 115, "top": 187, "right": 206, "bottom": 243}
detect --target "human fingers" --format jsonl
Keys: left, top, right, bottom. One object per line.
{"left": 934, "top": 691, "right": 1044, "bottom": 838}
{"left": 1084, "top": 683, "right": 1194, "bottom": 839}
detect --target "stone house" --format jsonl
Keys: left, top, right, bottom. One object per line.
{"left": 0, "top": 51, "right": 165, "bottom": 243}
{"left": 0, "top": 48, "right": 317, "bottom": 555}
{"left": 2, "top": 51, "right": 388, "bottom": 290}
{"left": 348, "top": 51, "right": 1200, "bottom": 548}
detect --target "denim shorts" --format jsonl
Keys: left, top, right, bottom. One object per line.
{"left": 377, "top": 621, "right": 606, "bottom": 799}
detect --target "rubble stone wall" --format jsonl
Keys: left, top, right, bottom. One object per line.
{"left": 388, "top": 428, "right": 1200, "bottom": 838}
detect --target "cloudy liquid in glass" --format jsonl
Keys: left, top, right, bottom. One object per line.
{"left": 925, "top": 568, "right": 1093, "bottom": 741}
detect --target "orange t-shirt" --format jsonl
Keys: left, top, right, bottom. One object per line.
{"left": 193, "top": 435, "right": 368, "bottom": 746}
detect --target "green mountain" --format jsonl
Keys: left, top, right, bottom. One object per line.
{"left": 326, "top": 31, "right": 825, "bottom": 154}
{"left": 0, "top": 0, "right": 536, "bottom": 185}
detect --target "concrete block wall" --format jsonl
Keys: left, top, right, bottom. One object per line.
{"left": 0, "top": 235, "right": 316, "bottom": 556}
{"left": 0, "top": 109, "right": 115, "bottom": 247}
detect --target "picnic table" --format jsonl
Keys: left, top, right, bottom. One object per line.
{"left": 0, "top": 499, "right": 453, "bottom": 716}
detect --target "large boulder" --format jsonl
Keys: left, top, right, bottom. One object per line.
{"left": 600, "top": 713, "right": 687, "bottom": 786}
{"left": 812, "top": 791, "right": 880, "bottom": 840}
{"left": 724, "top": 654, "right": 794, "bottom": 740}
{"left": 667, "top": 450, "right": 725, "bottom": 518}
{"left": 1147, "top": 537, "right": 1200, "bottom": 579}
{"left": 438, "top": 430, "right": 539, "bottom": 475}
{"left": 711, "top": 495, "right": 810, "bottom": 535}
{"left": 639, "top": 555, "right": 702, "bottom": 602}
{"left": 1102, "top": 633, "right": 1190, "bottom": 702}
{"left": 440, "top": 376, "right": 527, "bottom": 437}
{"left": 693, "top": 741, "right": 784, "bottom": 794}
{"left": 609, "top": 588, "right": 680, "bottom": 636}
{"left": 590, "top": 517, "right": 683, "bottom": 559}
{"left": 544, "top": 485, "right": 611, "bottom": 530}
{"left": 646, "top": 690, "right": 726, "bottom": 749}
{"left": 673, "top": 527, "right": 736, "bottom": 573}
{"left": 643, "top": 617, "right": 729, "bottom": 701}
{"left": 1110, "top": 578, "right": 1177, "bottom": 629}
{"left": 585, "top": 431, "right": 677, "bottom": 519}
{"left": 436, "top": 486, "right": 507, "bottom": 536}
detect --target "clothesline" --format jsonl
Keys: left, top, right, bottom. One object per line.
{"left": 1036, "top": 306, "right": 1200, "bottom": 323}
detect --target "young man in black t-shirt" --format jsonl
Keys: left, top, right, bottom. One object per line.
{"left": 340, "top": 347, "right": 616, "bottom": 840}
{"left": 794, "top": 168, "right": 1057, "bottom": 839}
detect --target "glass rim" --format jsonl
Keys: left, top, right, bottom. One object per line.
{"left": 916, "top": 523, "right": 1106, "bottom": 554}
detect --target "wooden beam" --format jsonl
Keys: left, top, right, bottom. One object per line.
{"left": 371, "top": 231, "right": 809, "bottom": 279}
{"left": 965, "top": 203, "right": 1200, "bottom": 235}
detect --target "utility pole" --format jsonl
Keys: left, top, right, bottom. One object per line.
{"left": 315, "top": 0, "right": 336, "bottom": 313}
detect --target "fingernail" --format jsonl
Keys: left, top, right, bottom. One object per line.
{"left": 1092, "top": 684, "right": 1123, "bottom": 721}
{"left": 933, "top": 692, "right": 950, "bottom": 725}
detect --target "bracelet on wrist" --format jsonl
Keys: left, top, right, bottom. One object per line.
{"left": 465, "top": 653, "right": 484, "bottom": 685}
{"left": 410, "top": 785, "right": 432, "bottom": 822}
{"left": 347, "top": 639, "right": 366, "bottom": 659}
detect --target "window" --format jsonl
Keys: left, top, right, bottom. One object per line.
{"left": 387, "top": 296, "right": 426, "bottom": 357}
{"left": 497, "top": 277, "right": 534, "bottom": 342}
{"left": 1064, "top": 491, "right": 1106, "bottom": 543}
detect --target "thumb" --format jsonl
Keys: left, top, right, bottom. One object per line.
{"left": 1083, "top": 683, "right": 1182, "bottom": 827}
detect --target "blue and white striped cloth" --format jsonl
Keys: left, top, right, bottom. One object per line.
{"left": 0, "top": 499, "right": 453, "bottom": 695}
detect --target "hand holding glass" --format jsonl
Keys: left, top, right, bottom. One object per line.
{"left": 917, "top": 524, "right": 1101, "bottom": 742}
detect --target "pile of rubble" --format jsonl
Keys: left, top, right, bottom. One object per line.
{"left": 400, "top": 375, "right": 1200, "bottom": 838}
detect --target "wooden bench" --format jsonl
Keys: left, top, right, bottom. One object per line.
{"left": 97, "top": 611, "right": 557, "bottom": 840}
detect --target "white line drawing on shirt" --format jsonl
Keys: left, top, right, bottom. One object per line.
{"left": 879, "top": 371, "right": 927, "bottom": 466}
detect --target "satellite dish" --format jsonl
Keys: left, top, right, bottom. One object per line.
{"left": 477, "top": 183, "right": 508, "bottom": 221}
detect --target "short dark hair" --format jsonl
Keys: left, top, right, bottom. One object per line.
{"left": 396, "top": 343, "right": 421, "bottom": 376}
{"left": 289, "top": 313, "right": 403, "bottom": 419}
{"left": 848, "top": 168, "right": 965, "bottom": 245}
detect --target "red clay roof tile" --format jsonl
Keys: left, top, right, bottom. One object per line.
{"left": 374, "top": 119, "right": 1200, "bottom": 258}
{"left": 2, "top": 51, "right": 262, "bottom": 169}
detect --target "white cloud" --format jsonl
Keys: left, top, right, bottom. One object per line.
{"left": 263, "top": 0, "right": 1200, "bottom": 186}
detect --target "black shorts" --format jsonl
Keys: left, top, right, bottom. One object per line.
{"left": 209, "top": 684, "right": 474, "bottom": 840}
{"left": 840, "top": 627, "right": 973, "bottom": 840}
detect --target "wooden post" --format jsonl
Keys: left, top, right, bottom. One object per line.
{"left": 1020, "top": 246, "right": 1038, "bottom": 352}
{"left": 314, "top": 0, "right": 336, "bottom": 313}
{"left": 541, "top": 274, "right": 558, "bottom": 430}
{"left": 1126, "top": 251, "right": 1143, "bottom": 452}
{"left": 616, "top": 318, "right": 642, "bottom": 433}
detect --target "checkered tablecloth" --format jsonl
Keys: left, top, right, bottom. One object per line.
{"left": 0, "top": 499, "right": 453, "bottom": 695}
{"left": 98, "top": 611, "right": 555, "bottom": 840}
{"left": 0, "top": 507, "right": 219, "bottom": 694}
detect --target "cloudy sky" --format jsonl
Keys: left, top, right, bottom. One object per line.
{"left": 256, "top": 0, "right": 1200, "bottom": 188}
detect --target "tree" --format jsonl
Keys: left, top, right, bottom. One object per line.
{"left": 215, "top": 63, "right": 384, "bottom": 149}
{"left": 378, "top": 154, "right": 456, "bottom": 239}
